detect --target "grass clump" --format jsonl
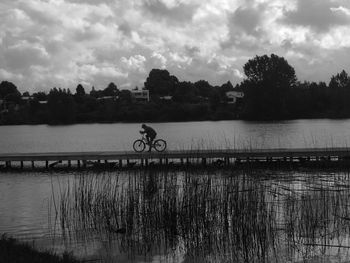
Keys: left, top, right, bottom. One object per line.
{"left": 0, "top": 234, "right": 81, "bottom": 263}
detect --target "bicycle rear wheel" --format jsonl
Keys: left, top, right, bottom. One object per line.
{"left": 133, "top": 139, "right": 146, "bottom": 152}
{"left": 154, "top": 139, "right": 167, "bottom": 152}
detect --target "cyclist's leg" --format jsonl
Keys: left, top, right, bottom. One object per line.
{"left": 148, "top": 135, "right": 155, "bottom": 151}
{"left": 146, "top": 135, "right": 152, "bottom": 151}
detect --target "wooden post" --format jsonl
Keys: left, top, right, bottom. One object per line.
{"left": 127, "top": 159, "right": 130, "bottom": 166}
{"left": 83, "top": 160, "right": 87, "bottom": 168}
{"left": 159, "top": 159, "right": 162, "bottom": 165}
{"left": 186, "top": 158, "right": 190, "bottom": 166}
{"left": 166, "top": 158, "right": 169, "bottom": 165}
{"left": 32, "top": 161, "right": 35, "bottom": 169}
{"left": 77, "top": 160, "right": 81, "bottom": 168}
{"left": 68, "top": 160, "right": 71, "bottom": 168}
{"left": 21, "top": 161, "right": 24, "bottom": 169}
{"left": 202, "top": 158, "right": 206, "bottom": 166}
{"left": 119, "top": 160, "right": 123, "bottom": 168}
{"left": 145, "top": 159, "right": 149, "bottom": 166}
{"left": 180, "top": 158, "right": 184, "bottom": 165}
{"left": 45, "top": 161, "right": 49, "bottom": 169}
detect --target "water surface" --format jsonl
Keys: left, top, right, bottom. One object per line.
{"left": 1, "top": 119, "right": 350, "bottom": 153}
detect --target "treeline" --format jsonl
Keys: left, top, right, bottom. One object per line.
{"left": 0, "top": 54, "right": 350, "bottom": 124}
{"left": 0, "top": 74, "right": 240, "bottom": 125}
{"left": 240, "top": 54, "right": 350, "bottom": 120}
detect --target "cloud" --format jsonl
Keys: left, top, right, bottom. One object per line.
{"left": 142, "top": 0, "right": 199, "bottom": 23}
{"left": 150, "top": 52, "right": 167, "bottom": 68}
{"left": 282, "top": 0, "right": 350, "bottom": 32}
{"left": 121, "top": 55, "right": 147, "bottom": 72}
{"left": 222, "top": 2, "right": 268, "bottom": 51}
{"left": 1, "top": 0, "right": 350, "bottom": 93}
{"left": 231, "top": 6, "right": 263, "bottom": 36}
{"left": 4, "top": 41, "right": 50, "bottom": 71}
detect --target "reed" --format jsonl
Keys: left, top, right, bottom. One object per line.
{"left": 54, "top": 169, "right": 350, "bottom": 262}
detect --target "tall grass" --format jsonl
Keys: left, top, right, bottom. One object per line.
{"left": 54, "top": 169, "right": 350, "bottom": 262}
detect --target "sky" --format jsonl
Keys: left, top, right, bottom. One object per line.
{"left": 1, "top": 0, "right": 350, "bottom": 93}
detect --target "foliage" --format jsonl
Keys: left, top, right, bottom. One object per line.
{"left": 242, "top": 54, "right": 297, "bottom": 120}
{"left": 1, "top": 54, "right": 350, "bottom": 124}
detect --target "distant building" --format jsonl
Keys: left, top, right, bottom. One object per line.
{"left": 97, "top": 96, "right": 118, "bottom": 101}
{"left": 225, "top": 91, "right": 244, "bottom": 104}
{"left": 131, "top": 90, "right": 149, "bottom": 102}
{"left": 22, "top": 96, "right": 32, "bottom": 102}
{"left": 159, "top": 95, "right": 173, "bottom": 101}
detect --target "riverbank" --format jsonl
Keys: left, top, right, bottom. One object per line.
{"left": 0, "top": 235, "right": 81, "bottom": 263}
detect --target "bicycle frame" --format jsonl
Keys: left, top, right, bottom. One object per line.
{"left": 140, "top": 133, "right": 153, "bottom": 147}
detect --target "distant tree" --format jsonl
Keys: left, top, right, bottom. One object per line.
{"left": 48, "top": 88, "right": 76, "bottom": 124}
{"left": 242, "top": 54, "right": 297, "bottom": 119}
{"left": 102, "top": 82, "right": 119, "bottom": 97}
{"left": 0, "top": 81, "right": 21, "bottom": 99}
{"left": 32, "top": 92, "right": 47, "bottom": 101}
{"left": 173, "top": 81, "right": 198, "bottom": 103}
{"left": 90, "top": 86, "right": 98, "bottom": 98}
{"left": 219, "top": 81, "right": 234, "bottom": 93}
{"left": 144, "top": 69, "right": 179, "bottom": 96}
{"left": 76, "top": 84, "right": 86, "bottom": 96}
{"left": 329, "top": 70, "right": 350, "bottom": 89}
{"left": 22, "top": 91, "right": 30, "bottom": 97}
{"left": 194, "top": 80, "right": 213, "bottom": 98}
{"left": 119, "top": 90, "right": 132, "bottom": 104}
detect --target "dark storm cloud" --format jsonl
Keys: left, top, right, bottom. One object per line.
{"left": 282, "top": 0, "right": 350, "bottom": 32}
{"left": 142, "top": 0, "right": 199, "bottom": 23}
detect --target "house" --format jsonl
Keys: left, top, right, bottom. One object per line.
{"left": 22, "top": 96, "right": 32, "bottom": 102}
{"left": 131, "top": 90, "right": 149, "bottom": 102}
{"left": 97, "top": 96, "right": 118, "bottom": 101}
{"left": 225, "top": 90, "right": 244, "bottom": 104}
{"left": 159, "top": 95, "right": 173, "bottom": 101}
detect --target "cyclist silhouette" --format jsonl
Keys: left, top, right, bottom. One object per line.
{"left": 140, "top": 124, "right": 157, "bottom": 152}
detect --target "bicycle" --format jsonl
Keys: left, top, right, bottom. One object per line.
{"left": 133, "top": 133, "right": 167, "bottom": 152}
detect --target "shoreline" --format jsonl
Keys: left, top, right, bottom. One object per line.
{"left": 0, "top": 235, "right": 81, "bottom": 263}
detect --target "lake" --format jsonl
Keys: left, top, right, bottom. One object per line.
{"left": 1, "top": 119, "right": 350, "bottom": 153}
{"left": 2, "top": 119, "right": 350, "bottom": 262}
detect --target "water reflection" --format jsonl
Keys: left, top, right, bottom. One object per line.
{"left": 53, "top": 170, "right": 350, "bottom": 262}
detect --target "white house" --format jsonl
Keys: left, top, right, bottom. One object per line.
{"left": 159, "top": 95, "right": 173, "bottom": 101}
{"left": 226, "top": 91, "right": 244, "bottom": 104}
{"left": 131, "top": 90, "right": 149, "bottom": 102}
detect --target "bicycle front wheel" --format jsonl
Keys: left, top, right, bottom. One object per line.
{"left": 133, "top": 139, "right": 146, "bottom": 152}
{"left": 154, "top": 139, "right": 167, "bottom": 152}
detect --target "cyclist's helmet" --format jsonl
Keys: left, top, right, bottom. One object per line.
{"left": 142, "top": 124, "right": 146, "bottom": 128}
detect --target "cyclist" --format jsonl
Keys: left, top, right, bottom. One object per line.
{"left": 140, "top": 124, "right": 157, "bottom": 151}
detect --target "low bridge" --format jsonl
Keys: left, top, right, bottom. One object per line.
{"left": 0, "top": 148, "right": 350, "bottom": 169}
